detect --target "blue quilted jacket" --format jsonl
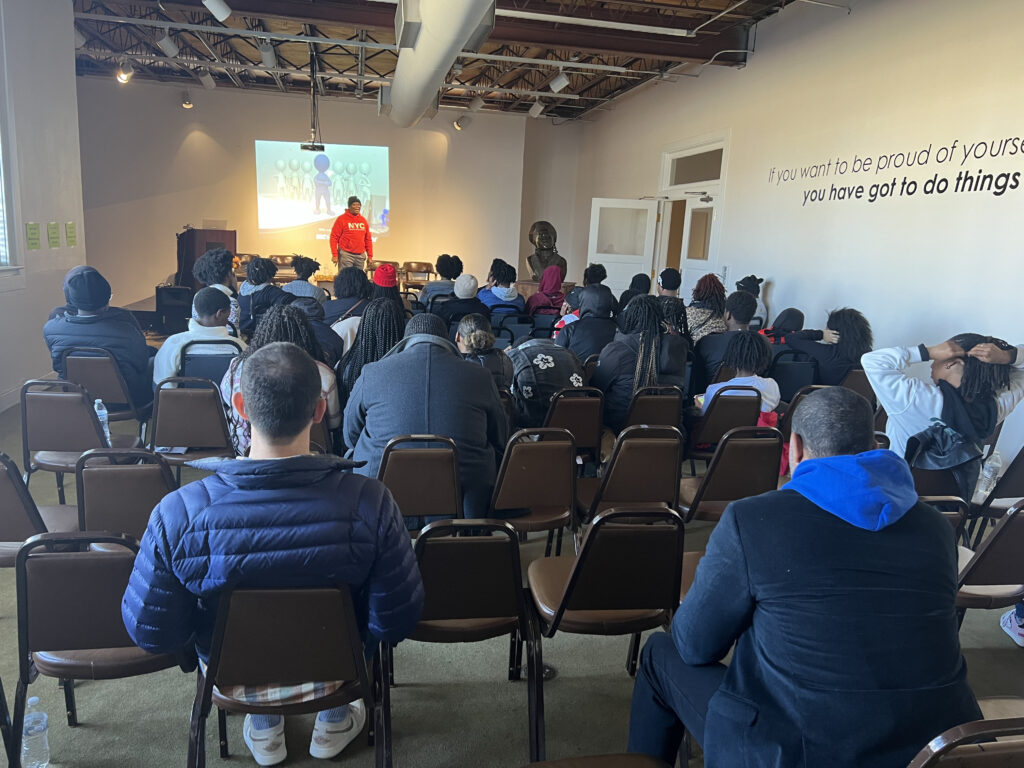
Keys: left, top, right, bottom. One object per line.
{"left": 122, "top": 455, "right": 424, "bottom": 660}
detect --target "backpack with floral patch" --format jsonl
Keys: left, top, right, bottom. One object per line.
{"left": 506, "top": 339, "right": 585, "bottom": 428}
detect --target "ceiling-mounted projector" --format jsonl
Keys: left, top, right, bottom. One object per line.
{"left": 301, "top": 141, "right": 325, "bottom": 152}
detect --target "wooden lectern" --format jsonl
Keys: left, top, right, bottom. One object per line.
{"left": 175, "top": 228, "right": 237, "bottom": 289}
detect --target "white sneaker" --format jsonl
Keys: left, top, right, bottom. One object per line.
{"left": 243, "top": 714, "right": 287, "bottom": 766}
{"left": 1000, "top": 609, "right": 1024, "bottom": 648}
{"left": 309, "top": 700, "right": 367, "bottom": 759}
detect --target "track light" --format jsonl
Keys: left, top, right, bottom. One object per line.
{"left": 528, "top": 101, "right": 544, "bottom": 118}
{"left": 549, "top": 70, "right": 570, "bottom": 93}
{"left": 198, "top": 69, "right": 216, "bottom": 89}
{"left": 202, "top": 0, "right": 232, "bottom": 22}
{"left": 468, "top": 96, "right": 485, "bottom": 112}
{"left": 259, "top": 41, "right": 277, "bottom": 69}
{"left": 453, "top": 116, "right": 471, "bottom": 131}
{"left": 74, "top": 28, "right": 87, "bottom": 49}
{"left": 115, "top": 61, "right": 134, "bottom": 84}
{"left": 181, "top": 91, "right": 194, "bottom": 109}
{"left": 156, "top": 31, "right": 179, "bottom": 58}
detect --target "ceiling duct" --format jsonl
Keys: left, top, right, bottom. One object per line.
{"left": 388, "top": 0, "right": 494, "bottom": 127}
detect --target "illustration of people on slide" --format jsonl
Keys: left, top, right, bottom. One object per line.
{"left": 301, "top": 159, "right": 315, "bottom": 202}
{"left": 313, "top": 154, "right": 333, "bottom": 215}
{"left": 288, "top": 159, "right": 301, "bottom": 200}
{"left": 275, "top": 159, "right": 289, "bottom": 198}
{"left": 357, "top": 162, "right": 373, "bottom": 224}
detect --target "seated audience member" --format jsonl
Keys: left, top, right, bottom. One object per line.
{"left": 591, "top": 295, "right": 687, "bottom": 433}
{"left": 478, "top": 259, "right": 526, "bottom": 314}
{"left": 337, "top": 297, "right": 406, "bottom": 409}
{"left": 554, "top": 284, "right": 618, "bottom": 362}
{"left": 152, "top": 287, "right": 246, "bottom": 386}
{"left": 323, "top": 267, "right": 370, "bottom": 325}
{"left": 221, "top": 305, "right": 341, "bottom": 455}
{"left": 123, "top": 341, "right": 423, "bottom": 766}
{"left": 659, "top": 292, "right": 692, "bottom": 352}
{"left": 434, "top": 274, "right": 490, "bottom": 323}
{"left": 563, "top": 262, "right": 614, "bottom": 317}
{"left": 701, "top": 331, "right": 780, "bottom": 417}
{"left": 553, "top": 287, "right": 584, "bottom": 331}
{"left": 628, "top": 386, "right": 982, "bottom": 767}
{"left": 291, "top": 296, "right": 345, "bottom": 369}
{"left": 526, "top": 265, "right": 565, "bottom": 316}
{"left": 238, "top": 257, "right": 295, "bottom": 336}
{"left": 761, "top": 307, "right": 805, "bottom": 346}
{"left": 44, "top": 265, "right": 157, "bottom": 407}
{"left": 656, "top": 268, "right": 682, "bottom": 298}
{"left": 192, "top": 247, "right": 241, "bottom": 329}
{"left": 692, "top": 290, "right": 758, "bottom": 395}
{"left": 418, "top": 253, "right": 463, "bottom": 307}
{"left": 618, "top": 273, "right": 652, "bottom": 311}
{"left": 282, "top": 256, "right": 328, "bottom": 303}
{"left": 344, "top": 313, "right": 507, "bottom": 518}
{"left": 457, "top": 313, "right": 514, "bottom": 392}
{"left": 506, "top": 337, "right": 585, "bottom": 428}
{"left": 686, "top": 273, "right": 728, "bottom": 344}
{"left": 785, "top": 307, "right": 873, "bottom": 385}
{"left": 369, "top": 263, "right": 409, "bottom": 315}
{"left": 736, "top": 274, "right": 768, "bottom": 327}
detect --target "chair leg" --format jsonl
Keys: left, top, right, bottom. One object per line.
{"left": 56, "top": 471, "right": 66, "bottom": 505}
{"left": 555, "top": 527, "right": 564, "bottom": 556}
{"left": 544, "top": 530, "right": 554, "bottom": 557}
{"left": 388, "top": 644, "right": 395, "bottom": 687}
{"left": 957, "top": 607, "right": 967, "bottom": 629}
{"left": 10, "top": 680, "right": 28, "bottom": 766}
{"left": 187, "top": 687, "right": 207, "bottom": 768}
{"left": 970, "top": 518, "right": 991, "bottom": 550}
{"left": 175, "top": 465, "right": 182, "bottom": 486}
{"left": 61, "top": 678, "right": 78, "bottom": 726}
{"left": 526, "top": 628, "right": 545, "bottom": 762}
{"left": 0, "top": 675, "right": 12, "bottom": 767}
{"left": 375, "top": 646, "right": 393, "bottom": 768}
{"left": 218, "top": 708, "right": 229, "bottom": 758}
{"left": 679, "top": 728, "right": 693, "bottom": 767}
{"left": 689, "top": 459, "right": 696, "bottom": 477}
{"left": 626, "top": 633, "right": 641, "bottom": 678}
{"left": 508, "top": 629, "right": 522, "bottom": 681}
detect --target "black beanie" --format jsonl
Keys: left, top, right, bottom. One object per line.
{"left": 404, "top": 312, "right": 447, "bottom": 339}
{"left": 63, "top": 266, "right": 112, "bottom": 311}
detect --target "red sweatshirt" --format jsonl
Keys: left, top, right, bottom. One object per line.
{"left": 329, "top": 212, "right": 374, "bottom": 262}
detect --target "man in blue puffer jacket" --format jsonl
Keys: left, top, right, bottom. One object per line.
{"left": 123, "top": 341, "right": 423, "bottom": 766}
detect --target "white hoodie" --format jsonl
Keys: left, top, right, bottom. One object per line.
{"left": 861, "top": 345, "right": 1024, "bottom": 459}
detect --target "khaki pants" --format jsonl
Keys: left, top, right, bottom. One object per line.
{"left": 337, "top": 250, "right": 366, "bottom": 271}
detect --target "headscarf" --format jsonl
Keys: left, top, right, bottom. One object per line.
{"left": 527, "top": 265, "right": 565, "bottom": 315}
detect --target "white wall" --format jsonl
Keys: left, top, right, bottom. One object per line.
{"left": 77, "top": 79, "right": 526, "bottom": 301}
{"left": 0, "top": 0, "right": 87, "bottom": 410}
{"left": 565, "top": 0, "right": 1024, "bottom": 457}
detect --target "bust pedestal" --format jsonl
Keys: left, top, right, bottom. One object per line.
{"left": 517, "top": 280, "right": 576, "bottom": 302}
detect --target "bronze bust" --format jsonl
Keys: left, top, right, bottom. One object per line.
{"left": 526, "top": 220, "right": 567, "bottom": 282}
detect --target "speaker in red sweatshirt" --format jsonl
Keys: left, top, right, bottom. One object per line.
{"left": 329, "top": 197, "right": 374, "bottom": 264}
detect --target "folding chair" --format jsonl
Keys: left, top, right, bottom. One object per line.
{"left": 907, "top": 717, "right": 1024, "bottom": 767}
{"left": 188, "top": 585, "right": 389, "bottom": 768}
{"left": 493, "top": 312, "right": 534, "bottom": 342}
{"left": 777, "top": 385, "right": 827, "bottom": 442}
{"left": 686, "top": 385, "right": 761, "bottom": 472}
{"left": 839, "top": 368, "right": 876, "bottom": 409}
{"left": 768, "top": 349, "right": 818, "bottom": 403}
{"left": 401, "top": 261, "right": 435, "bottom": 291}
{"left": 582, "top": 354, "right": 600, "bottom": 386}
{"left": 531, "top": 314, "right": 558, "bottom": 338}
{"left": 543, "top": 387, "right": 603, "bottom": 465}
{"left": 965, "top": 443, "right": 1024, "bottom": 548}
{"left": 955, "top": 502, "right": 1024, "bottom": 627}
{"left": 178, "top": 339, "right": 242, "bottom": 387}
{"left": 624, "top": 386, "right": 684, "bottom": 430}
{"left": 0, "top": 453, "right": 77, "bottom": 567}
{"left": 493, "top": 326, "right": 515, "bottom": 350}
{"left": 21, "top": 380, "right": 140, "bottom": 503}
{"left": 149, "top": 378, "right": 235, "bottom": 482}
{"left": 711, "top": 364, "right": 735, "bottom": 384}
{"left": 376, "top": 435, "right": 462, "bottom": 531}
{"left": 62, "top": 347, "right": 151, "bottom": 434}
{"left": 76, "top": 448, "right": 177, "bottom": 541}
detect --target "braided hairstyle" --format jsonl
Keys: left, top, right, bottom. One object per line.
{"left": 290, "top": 256, "right": 320, "bottom": 281}
{"left": 241, "top": 304, "right": 325, "bottom": 364}
{"left": 457, "top": 313, "right": 495, "bottom": 353}
{"left": 722, "top": 330, "right": 772, "bottom": 376}
{"left": 619, "top": 294, "right": 663, "bottom": 393}
{"left": 691, "top": 273, "right": 726, "bottom": 315}
{"left": 951, "top": 333, "right": 1013, "bottom": 401}
{"left": 339, "top": 297, "right": 406, "bottom": 398}
{"left": 246, "top": 257, "right": 277, "bottom": 286}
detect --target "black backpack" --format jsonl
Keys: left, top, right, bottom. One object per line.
{"left": 506, "top": 340, "right": 584, "bottom": 428}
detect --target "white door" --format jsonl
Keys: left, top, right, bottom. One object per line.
{"left": 587, "top": 198, "right": 659, "bottom": 297}
{"left": 679, "top": 197, "right": 725, "bottom": 298}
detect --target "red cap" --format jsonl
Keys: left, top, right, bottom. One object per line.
{"left": 373, "top": 263, "right": 398, "bottom": 288}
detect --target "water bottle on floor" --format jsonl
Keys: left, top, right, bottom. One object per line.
{"left": 94, "top": 398, "right": 111, "bottom": 447}
{"left": 22, "top": 696, "right": 50, "bottom": 768}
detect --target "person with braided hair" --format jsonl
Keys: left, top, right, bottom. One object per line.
{"left": 219, "top": 304, "right": 341, "bottom": 455}
{"left": 590, "top": 294, "right": 688, "bottom": 433}
{"left": 700, "top": 330, "right": 780, "bottom": 415}
{"left": 336, "top": 297, "right": 406, "bottom": 409}
{"left": 282, "top": 255, "right": 329, "bottom": 303}
{"left": 685, "top": 273, "right": 727, "bottom": 343}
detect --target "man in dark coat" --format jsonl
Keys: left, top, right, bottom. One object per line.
{"left": 44, "top": 265, "right": 156, "bottom": 407}
{"left": 554, "top": 284, "right": 618, "bottom": 363}
{"left": 123, "top": 342, "right": 423, "bottom": 765}
{"left": 344, "top": 313, "right": 507, "bottom": 517}
{"left": 627, "top": 386, "right": 981, "bottom": 768}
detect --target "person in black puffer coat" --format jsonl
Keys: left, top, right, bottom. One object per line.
{"left": 238, "top": 257, "right": 295, "bottom": 336}
{"left": 554, "top": 284, "right": 618, "bottom": 363}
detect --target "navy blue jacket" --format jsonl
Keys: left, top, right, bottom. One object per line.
{"left": 674, "top": 451, "right": 981, "bottom": 767}
{"left": 122, "top": 455, "right": 423, "bottom": 660}
{"left": 44, "top": 306, "right": 155, "bottom": 406}
{"left": 238, "top": 285, "right": 295, "bottom": 336}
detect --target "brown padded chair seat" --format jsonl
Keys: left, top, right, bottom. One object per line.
{"left": 158, "top": 447, "right": 236, "bottom": 465}
{"left": 917, "top": 740, "right": 1024, "bottom": 766}
{"left": 37, "top": 505, "right": 79, "bottom": 533}
{"left": 526, "top": 755, "right": 669, "bottom": 767}
{"left": 678, "top": 477, "right": 730, "bottom": 522}
{"left": 33, "top": 647, "right": 178, "bottom": 680}
{"left": 680, "top": 550, "right": 705, "bottom": 603}
{"left": 957, "top": 584, "right": 1024, "bottom": 609}
{"left": 528, "top": 556, "right": 665, "bottom": 635}
{"left": 507, "top": 506, "right": 571, "bottom": 533}
{"left": 411, "top": 616, "right": 518, "bottom": 643}
{"left": 575, "top": 477, "right": 601, "bottom": 515}
{"left": 31, "top": 433, "right": 140, "bottom": 472}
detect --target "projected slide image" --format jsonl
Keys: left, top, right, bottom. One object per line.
{"left": 255, "top": 140, "right": 390, "bottom": 236}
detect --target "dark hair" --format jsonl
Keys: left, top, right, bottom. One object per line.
{"left": 826, "top": 308, "right": 873, "bottom": 362}
{"left": 246, "top": 257, "right": 278, "bottom": 286}
{"left": 290, "top": 295, "right": 325, "bottom": 322}
{"left": 659, "top": 296, "right": 689, "bottom": 338}
{"left": 193, "top": 248, "right": 234, "bottom": 287}
{"left": 193, "top": 286, "right": 230, "bottom": 318}
{"left": 619, "top": 294, "right": 663, "bottom": 393}
{"left": 370, "top": 283, "right": 405, "bottom": 316}
{"left": 628, "top": 273, "right": 652, "bottom": 293}
{"left": 290, "top": 256, "right": 320, "bottom": 281}
{"left": 339, "top": 297, "right": 405, "bottom": 397}
{"left": 347, "top": 196, "right": 361, "bottom": 207}
{"left": 950, "top": 333, "right": 1013, "bottom": 401}
{"left": 769, "top": 308, "right": 804, "bottom": 335}
{"left": 691, "top": 273, "right": 725, "bottom": 315}
{"left": 436, "top": 254, "right": 464, "bottom": 280}
{"left": 241, "top": 304, "right": 325, "bottom": 364}
{"left": 333, "top": 267, "right": 370, "bottom": 300}
{"left": 792, "top": 386, "right": 875, "bottom": 457}
{"left": 457, "top": 313, "right": 495, "bottom": 353}
{"left": 583, "top": 264, "right": 607, "bottom": 285}
{"left": 240, "top": 342, "right": 321, "bottom": 442}
{"left": 725, "top": 291, "right": 757, "bottom": 325}
{"left": 405, "top": 312, "right": 448, "bottom": 338}
{"left": 493, "top": 260, "right": 517, "bottom": 286}
{"left": 723, "top": 330, "right": 771, "bottom": 375}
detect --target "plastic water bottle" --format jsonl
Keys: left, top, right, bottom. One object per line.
{"left": 980, "top": 450, "right": 1004, "bottom": 496}
{"left": 94, "top": 399, "right": 111, "bottom": 447}
{"left": 21, "top": 696, "right": 49, "bottom": 768}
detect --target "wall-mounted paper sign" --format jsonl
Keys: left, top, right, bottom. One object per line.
{"left": 25, "top": 222, "right": 41, "bottom": 250}
{"left": 46, "top": 222, "right": 61, "bottom": 249}
{"left": 66, "top": 222, "right": 77, "bottom": 247}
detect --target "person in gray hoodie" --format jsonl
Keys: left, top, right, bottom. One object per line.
{"left": 478, "top": 259, "right": 526, "bottom": 314}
